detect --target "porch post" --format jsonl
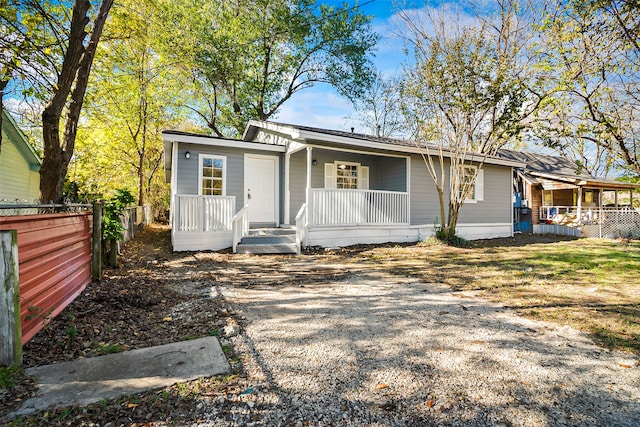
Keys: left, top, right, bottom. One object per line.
{"left": 306, "top": 146, "right": 313, "bottom": 220}
{"left": 284, "top": 153, "right": 290, "bottom": 225}
{"left": 406, "top": 156, "right": 411, "bottom": 225}
{"left": 577, "top": 185, "right": 583, "bottom": 225}
{"left": 615, "top": 190, "right": 619, "bottom": 207}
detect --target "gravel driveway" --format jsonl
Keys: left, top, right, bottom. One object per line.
{"left": 210, "top": 263, "right": 639, "bottom": 427}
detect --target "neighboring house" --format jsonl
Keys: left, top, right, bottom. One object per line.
{"left": 499, "top": 150, "right": 640, "bottom": 236}
{"left": 0, "top": 110, "right": 41, "bottom": 202}
{"left": 163, "top": 120, "right": 523, "bottom": 253}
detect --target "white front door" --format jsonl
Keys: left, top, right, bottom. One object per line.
{"left": 245, "top": 154, "right": 279, "bottom": 224}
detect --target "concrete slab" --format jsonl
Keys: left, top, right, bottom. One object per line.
{"left": 13, "top": 337, "right": 230, "bottom": 417}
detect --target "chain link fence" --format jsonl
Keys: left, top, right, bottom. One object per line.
{"left": 0, "top": 203, "right": 91, "bottom": 216}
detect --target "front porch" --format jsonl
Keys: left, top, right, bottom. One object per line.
{"left": 172, "top": 187, "right": 413, "bottom": 253}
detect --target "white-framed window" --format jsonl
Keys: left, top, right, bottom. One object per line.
{"left": 199, "top": 154, "right": 226, "bottom": 196}
{"left": 453, "top": 165, "right": 484, "bottom": 203}
{"left": 324, "top": 161, "right": 369, "bottom": 189}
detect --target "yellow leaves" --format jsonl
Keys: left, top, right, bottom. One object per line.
{"left": 162, "top": 316, "right": 173, "bottom": 321}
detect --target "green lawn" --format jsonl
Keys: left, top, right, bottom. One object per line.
{"left": 339, "top": 236, "right": 640, "bottom": 354}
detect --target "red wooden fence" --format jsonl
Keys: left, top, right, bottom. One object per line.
{"left": 0, "top": 212, "right": 92, "bottom": 344}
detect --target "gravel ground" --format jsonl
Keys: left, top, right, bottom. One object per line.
{"left": 4, "top": 228, "right": 639, "bottom": 426}
{"left": 204, "top": 265, "right": 640, "bottom": 427}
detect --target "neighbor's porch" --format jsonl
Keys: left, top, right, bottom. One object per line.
{"left": 539, "top": 187, "right": 637, "bottom": 225}
{"left": 533, "top": 184, "right": 640, "bottom": 238}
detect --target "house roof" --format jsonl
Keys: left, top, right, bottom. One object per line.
{"left": 242, "top": 120, "right": 525, "bottom": 167}
{"left": 1, "top": 110, "right": 41, "bottom": 171}
{"left": 498, "top": 149, "right": 640, "bottom": 190}
{"left": 162, "top": 130, "right": 286, "bottom": 183}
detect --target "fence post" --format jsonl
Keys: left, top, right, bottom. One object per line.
{"left": 92, "top": 201, "right": 103, "bottom": 281}
{"left": 0, "top": 230, "right": 22, "bottom": 366}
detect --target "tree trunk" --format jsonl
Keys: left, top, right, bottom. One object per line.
{"left": 0, "top": 80, "right": 7, "bottom": 154}
{"left": 39, "top": 0, "right": 114, "bottom": 203}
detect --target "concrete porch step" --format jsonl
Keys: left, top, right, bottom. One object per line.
{"left": 237, "top": 228, "right": 297, "bottom": 254}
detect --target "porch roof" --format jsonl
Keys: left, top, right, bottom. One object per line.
{"left": 243, "top": 121, "right": 525, "bottom": 168}
{"left": 162, "top": 130, "right": 286, "bottom": 183}
{"left": 499, "top": 149, "right": 640, "bottom": 191}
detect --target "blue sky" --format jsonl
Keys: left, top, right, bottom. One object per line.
{"left": 277, "top": 0, "right": 411, "bottom": 132}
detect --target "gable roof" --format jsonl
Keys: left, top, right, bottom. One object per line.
{"left": 243, "top": 120, "right": 524, "bottom": 167}
{"left": 1, "top": 110, "right": 41, "bottom": 171}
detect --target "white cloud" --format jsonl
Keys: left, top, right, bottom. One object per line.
{"left": 274, "top": 86, "right": 365, "bottom": 132}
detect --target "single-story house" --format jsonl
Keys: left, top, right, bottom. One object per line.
{"left": 0, "top": 110, "right": 41, "bottom": 202}
{"left": 163, "top": 121, "right": 524, "bottom": 253}
{"left": 498, "top": 149, "right": 640, "bottom": 236}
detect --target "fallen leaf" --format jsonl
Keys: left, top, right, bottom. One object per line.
{"left": 427, "top": 399, "right": 434, "bottom": 408}
{"left": 376, "top": 383, "right": 389, "bottom": 390}
{"left": 619, "top": 364, "right": 632, "bottom": 369}
{"left": 162, "top": 317, "right": 173, "bottom": 322}
{"left": 127, "top": 403, "right": 139, "bottom": 408}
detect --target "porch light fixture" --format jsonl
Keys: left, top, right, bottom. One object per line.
{"left": 185, "top": 151, "right": 191, "bottom": 159}
{"left": 312, "top": 159, "right": 317, "bottom": 166}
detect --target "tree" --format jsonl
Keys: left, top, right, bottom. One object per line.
{"left": 0, "top": 1, "right": 65, "bottom": 152}
{"left": 350, "top": 74, "right": 407, "bottom": 138}
{"left": 400, "top": 0, "right": 545, "bottom": 240}
{"left": 157, "top": 0, "right": 378, "bottom": 137}
{"left": 535, "top": 0, "right": 640, "bottom": 176}
{"left": 73, "top": 0, "right": 181, "bottom": 208}
{"left": 1, "top": 0, "right": 114, "bottom": 203}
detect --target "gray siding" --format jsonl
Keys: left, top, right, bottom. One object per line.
{"left": 176, "top": 142, "right": 284, "bottom": 218}
{"left": 378, "top": 157, "right": 407, "bottom": 192}
{"left": 410, "top": 155, "right": 444, "bottom": 225}
{"left": 458, "top": 164, "right": 512, "bottom": 223}
{"left": 410, "top": 156, "right": 512, "bottom": 225}
{"left": 289, "top": 150, "right": 307, "bottom": 224}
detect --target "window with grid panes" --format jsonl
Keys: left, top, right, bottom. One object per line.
{"left": 336, "top": 162, "right": 358, "bottom": 189}
{"left": 200, "top": 155, "right": 225, "bottom": 195}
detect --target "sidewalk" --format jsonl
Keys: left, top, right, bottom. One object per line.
{"left": 12, "top": 337, "right": 230, "bottom": 418}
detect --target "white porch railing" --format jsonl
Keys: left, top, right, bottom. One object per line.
{"left": 295, "top": 203, "right": 308, "bottom": 254}
{"left": 174, "top": 194, "right": 235, "bottom": 232}
{"left": 310, "top": 189, "right": 409, "bottom": 226}
{"left": 232, "top": 204, "right": 250, "bottom": 253}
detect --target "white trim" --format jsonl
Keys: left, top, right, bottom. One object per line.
{"left": 244, "top": 153, "right": 280, "bottom": 226}
{"left": 406, "top": 157, "right": 411, "bottom": 222}
{"left": 304, "top": 222, "right": 513, "bottom": 248}
{"left": 170, "top": 141, "right": 178, "bottom": 245}
{"left": 334, "top": 160, "right": 361, "bottom": 189}
{"left": 163, "top": 133, "right": 286, "bottom": 152}
{"left": 284, "top": 153, "right": 291, "bottom": 225}
{"left": 307, "top": 143, "right": 408, "bottom": 159}
{"left": 198, "top": 154, "right": 227, "bottom": 196}
{"left": 510, "top": 167, "right": 514, "bottom": 237}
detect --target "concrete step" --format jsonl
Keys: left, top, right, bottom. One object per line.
{"left": 237, "top": 228, "right": 298, "bottom": 254}
{"left": 248, "top": 228, "right": 295, "bottom": 236}
{"left": 240, "top": 234, "right": 295, "bottom": 245}
{"left": 235, "top": 242, "right": 298, "bottom": 254}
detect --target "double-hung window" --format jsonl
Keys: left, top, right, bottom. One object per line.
{"left": 324, "top": 161, "right": 369, "bottom": 189}
{"left": 199, "top": 154, "right": 226, "bottom": 196}
{"left": 453, "top": 165, "right": 484, "bottom": 203}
